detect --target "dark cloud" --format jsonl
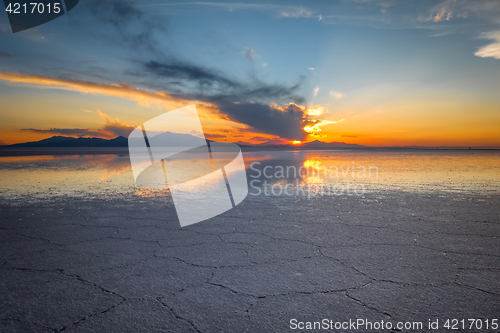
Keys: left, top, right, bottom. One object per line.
{"left": 144, "top": 61, "right": 239, "bottom": 88}
{"left": 77, "top": 0, "right": 310, "bottom": 141}
{"left": 216, "top": 102, "right": 311, "bottom": 140}
{"left": 140, "top": 58, "right": 310, "bottom": 139}
{"left": 211, "top": 80, "right": 305, "bottom": 104}
{"left": 143, "top": 59, "right": 305, "bottom": 105}
{"left": 86, "top": 0, "right": 142, "bottom": 27}
{"left": 141, "top": 58, "right": 309, "bottom": 139}
{"left": 81, "top": 0, "right": 167, "bottom": 55}
{"left": 63, "top": 0, "right": 311, "bottom": 141}
{"left": 0, "top": 52, "right": 13, "bottom": 57}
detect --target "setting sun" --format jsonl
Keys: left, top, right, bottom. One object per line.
{"left": 291, "top": 140, "right": 302, "bottom": 145}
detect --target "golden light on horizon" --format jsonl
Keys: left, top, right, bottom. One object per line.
{"left": 1, "top": 73, "right": 500, "bottom": 147}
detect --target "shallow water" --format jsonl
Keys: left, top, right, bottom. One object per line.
{"left": 0, "top": 149, "right": 499, "bottom": 201}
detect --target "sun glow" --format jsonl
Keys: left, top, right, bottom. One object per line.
{"left": 304, "top": 119, "right": 344, "bottom": 133}
{"left": 303, "top": 159, "right": 322, "bottom": 169}
{"left": 307, "top": 107, "right": 324, "bottom": 116}
{"left": 291, "top": 140, "right": 302, "bottom": 145}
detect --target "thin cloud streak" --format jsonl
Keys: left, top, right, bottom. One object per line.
{"left": 22, "top": 109, "right": 135, "bottom": 139}
{"left": 475, "top": 31, "right": 500, "bottom": 59}
{"left": 329, "top": 90, "right": 343, "bottom": 99}
{"left": 0, "top": 72, "right": 193, "bottom": 110}
{"left": 144, "top": 60, "right": 240, "bottom": 88}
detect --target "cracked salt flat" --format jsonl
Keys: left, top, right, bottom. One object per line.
{"left": 1, "top": 192, "right": 498, "bottom": 332}
{"left": 0, "top": 150, "right": 499, "bottom": 332}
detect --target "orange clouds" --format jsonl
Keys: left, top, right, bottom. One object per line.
{"left": 0, "top": 72, "right": 195, "bottom": 110}
{"left": 83, "top": 109, "right": 135, "bottom": 138}
{"left": 0, "top": 72, "right": 330, "bottom": 145}
{"left": 21, "top": 109, "right": 135, "bottom": 139}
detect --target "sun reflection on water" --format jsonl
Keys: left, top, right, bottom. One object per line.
{"left": 0, "top": 149, "right": 499, "bottom": 201}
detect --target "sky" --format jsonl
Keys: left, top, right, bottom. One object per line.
{"left": 0, "top": 0, "right": 499, "bottom": 147}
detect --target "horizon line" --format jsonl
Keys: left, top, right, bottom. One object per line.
{"left": 1, "top": 135, "right": 499, "bottom": 149}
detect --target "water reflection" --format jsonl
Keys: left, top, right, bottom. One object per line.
{"left": 245, "top": 150, "right": 500, "bottom": 196}
{"left": 0, "top": 154, "right": 134, "bottom": 200}
{"left": 0, "top": 149, "right": 499, "bottom": 201}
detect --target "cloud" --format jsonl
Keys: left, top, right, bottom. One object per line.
{"left": 304, "top": 119, "right": 344, "bottom": 134}
{"left": 422, "top": 0, "right": 500, "bottom": 24}
{"left": 211, "top": 80, "right": 305, "bottom": 104}
{"left": 205, "top": 133, "right": 226, "bottom": 139}
{"left": 475, "top": 31, "right": 500, "bottom": 59}
{"left": 22, "top": 110, "right": 135, "bottom": 139}
{"left": 144, "top": 60, "right": 240, "bottom": 89}
{"left": 244, "top": 48, "right": 256, "bottom": 61}
{"left": 142, "top": 59, "right": 306, "bottom": 105}
{"left": 145, "top": 0, "right": 500, "bottom": 31}
{"left": 83, "top": 0, "right": 167, "bottom": 54}
{"left": 280, "top": 7, "right": 315, "bottom": 19}
{"left": 431, "top": 7, "right": 453, "bottom": 22}
{"left": 216, "top": 102, "right": 311, "bottom": 140}
{"left": 313, "top": 87, "right": 320, "bottom": 97}
{"left": 0, "top": 72, "right": 313, "bottom": 140}
{"left": 190, "top": 129, "right": 203, "bottom": 135}
{"left": 0, "top": 72, "right": 192, "bottom": 110}
{"left": 0, "top": 52, "right": 13, "bottom": 57}
{"left": 86, "top": 109, "right": 136, "bottom": 137}
{"left": 307, "top": 107, "right": 324, "bottom": 116}
{"left": 329, "top": 90, "right": 343, "bottom": 99}
{"left": 150, "top": 2, "right": 315, "bottom": 17}
{"left": 146, "top": 58, "right": 309, "bottom": 107}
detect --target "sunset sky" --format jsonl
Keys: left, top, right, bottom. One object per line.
{"left": 1, "top": 0, "right": 499, "bottom": 147}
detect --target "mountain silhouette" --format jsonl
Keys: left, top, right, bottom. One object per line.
{"left": 299, "top": 140, "right": 365, "bottom": 148}
{"left": 143, "top": 131, "right": 207, "bottom": 147}
{"left": 10, "top": 136, "right": 128, "bottom": 147}
{"left": 6, "top": 135, "right": 366, "bottom": 149}
{"left": 8, "top": 132, "right": 210, "bottom": 148}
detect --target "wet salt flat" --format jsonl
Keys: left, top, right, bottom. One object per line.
{"left": 0, "top": 149, "right": 499, "bottom": 202}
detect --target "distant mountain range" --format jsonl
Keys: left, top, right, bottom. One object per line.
{"left": 9, "top": 136, "right": 129, "bottom": 147}
{"left": 4, "top": 136, "right": 367, "bottom": 148}
{"left": 7, "top": 132, "right": 208, "bottom": 148}
{"left": 3, "top": 136, "right": 495, "bottom": 149}
{"left": 286, "top": 140, "right": 366, "bottom": 149}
